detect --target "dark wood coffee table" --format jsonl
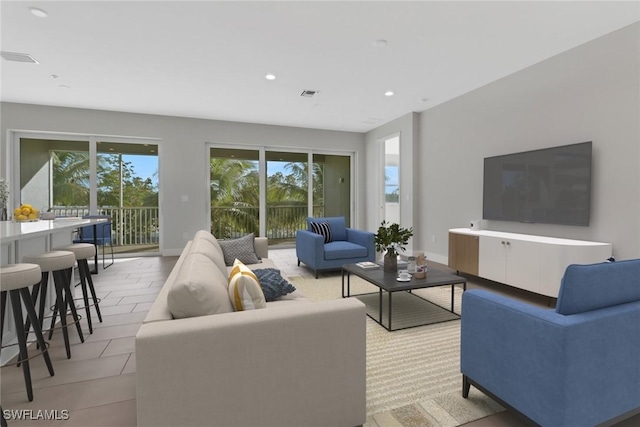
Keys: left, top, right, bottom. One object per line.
{"left": 341, "top": 264, "right": 466, "bottom": 331}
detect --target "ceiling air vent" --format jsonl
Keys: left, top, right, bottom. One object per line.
{"left": 0, "top": 51, "right": 39, "bottom": 64}
{"left": 300, "top": 90, "right": 319, "bottom": 98}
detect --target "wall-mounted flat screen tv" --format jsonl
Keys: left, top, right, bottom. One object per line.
{"left": 483, "top": 141, "right": 592, "bottom": 226}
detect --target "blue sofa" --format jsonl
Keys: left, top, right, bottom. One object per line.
{"left": 461, "top": 259, "right": 640, "bottom": 427}
{"left": 296, "top": 216, "right": 375, "bottom": 278}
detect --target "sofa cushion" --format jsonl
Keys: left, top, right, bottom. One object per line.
{"left": 167, "top": 252, "right": 233, "bottom": 318}
{"left": 218, "top": 233, "right": 261, "bottom": 266}
{"left": 191, "top": 231, "right": 228, "bottom": 273}
{"left": 556, "top": 259, "right": 640, "bottom": 315}
{"left": 309, "top": 221, "right": 333, "bottom": 243}
{"left": 228, "top": 259, "right": 266, "bottom": 311}
{"left": 324, "top": 241, "right": 368, "bottom": 260}
{"left": 253, "top": 268, "right": 297, "bottom": 302}
{"left": 307, "top": 216, "right": 347, "bottom": 241}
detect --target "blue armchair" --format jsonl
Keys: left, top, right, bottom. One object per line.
{"left": 461, "top": 259, "right": 640, "bottom": 427}
{"left": 296, "top": 216, "right": 375, "bottom": 278}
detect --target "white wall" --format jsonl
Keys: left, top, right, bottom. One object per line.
{"left": 416, "top": 23, "right": 639, "bottom": 262}
{"left": 1, "top": 104, "right": 366, "bottom": 254}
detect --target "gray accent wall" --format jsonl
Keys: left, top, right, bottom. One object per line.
{"left": 416, "top": 22, "right": 639, "bottom": 262}
{"left": 0, "top": 104, "right": 365, "bottom": 254}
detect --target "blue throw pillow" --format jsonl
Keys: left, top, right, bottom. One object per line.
{"left": 253, "top": 268, "right": 296, "bottom": 302}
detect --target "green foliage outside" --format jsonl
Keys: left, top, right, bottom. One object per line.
{"left": 210, "top": 158, "right": 324, "bottom": 239}
{"left": 52, "top": 151, "right": 159, "bottom": 242}
{"left": 52, "top": 151, "right": 158, "bottom": 208}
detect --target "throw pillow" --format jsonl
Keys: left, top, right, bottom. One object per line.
{"left": 253, "top": 268, "right": 297, "bottom": 302}
{"left": 167, "top": 252, "right": 233, "bottom": 319}
{"left": 310, "top": 221, "right": 333, "bottom": 243}
{"left": 218, "top": 233, "right": 261, "bottom": 266}
{"left": 228, "top": 259, "right": 266, "bottom": 311}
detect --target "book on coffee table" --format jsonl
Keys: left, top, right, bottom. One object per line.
{"left": 356, "top": 261, "right": 380, "bottom": 270}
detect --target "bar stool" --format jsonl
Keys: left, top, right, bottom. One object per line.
{"left": 53, "top": 243, "right": 103, "bottom": 334}
{"left": 22, "top": 251, "right": 84, "bottom": 359}
{"left": 0, "top": 264, "right": 55, "bottom": 402}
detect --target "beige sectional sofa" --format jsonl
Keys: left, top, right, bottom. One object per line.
{"left": 135, "top": 230, "right": 366, "bottom": 427}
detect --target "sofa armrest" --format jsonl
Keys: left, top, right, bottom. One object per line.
{"left": 461, "top": 289, "right": 640, "bottom": 426}
{"left": 136, "top": 298, "right": 366, "bottom": 427}
{"left": 254, "top": 236, "right": 268, "bottom": 259}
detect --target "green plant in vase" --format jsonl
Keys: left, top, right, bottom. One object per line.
{"left": 374, "top": 220, "right": 413, "bottom": 272}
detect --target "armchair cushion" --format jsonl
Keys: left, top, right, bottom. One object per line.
{"left": 324, "top": 241, "right": 368, "bottom": 260}
{"left": 556, "top": 259, "right": 640, "bottom": 315}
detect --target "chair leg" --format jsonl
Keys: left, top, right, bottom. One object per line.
{"left": 61, "top": 268, "right": 85, "bottom": 343}
{"left": 0, "top": 291, "right": 6, "bottom": 356}
{"left": 78, "top": 262, "right": 93, "bottom": 334}
{"left": 37, "top": 274, "right": 49, "bottom": 339}
{"left": 19, "top": 288, "right": 54, "bottom": 377}
{"left": 52, "top": 271, "right": 71, "bottom": 359}
{"left": 81, "top": 260, "right": 102, "bottom": 323}
{"left": 103, "top": 241, "right": 114, "bottom": 269}
{"left": 22, "top": 279, "right": 41, "bottom": 343}
{"left": 462, "top": 375, "right": 471, "bottom": 398}
{"left": 10, "top": 290, "right": 33, "bottom": 401}
{"left": 0, "top": 404, "right": 8, "bottom": 427}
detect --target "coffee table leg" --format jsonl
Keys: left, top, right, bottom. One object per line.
{"left": 379, "top": 288, "right": 383, "bottom": 327}
{"left": 451, "top": 284, "right": 454, "bottom": 312}
{"left": 388, "top": 291, "right": 393, "bottom": 331}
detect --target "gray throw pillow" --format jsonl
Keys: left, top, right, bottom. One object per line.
{"left": 253, "top": 268, "right": 297, "bottom": 302}
{"left": 218, "top": 233, "right": 261, "bottom": 266}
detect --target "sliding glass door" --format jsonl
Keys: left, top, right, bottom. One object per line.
{"left": 209, "top": 146, "right": 352, "bottom": 246}
{"left": 209, "top": 147, "right": 260, "bottom": 239}
{"left": 18, "top": 134, "right": 160, "bottom": 255}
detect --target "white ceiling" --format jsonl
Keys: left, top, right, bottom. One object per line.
{"left": 2, "top": 1, "right": 639, "bottom": 133}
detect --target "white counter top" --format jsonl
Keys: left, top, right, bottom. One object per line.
{"left": 0, "top": 218, "right": 106, "bottom": 243}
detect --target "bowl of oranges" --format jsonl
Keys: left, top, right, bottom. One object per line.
{"left": 13, "top": 204, "right": 40, "bottom": 222}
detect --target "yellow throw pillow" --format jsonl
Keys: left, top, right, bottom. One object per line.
{"left": 228, "top": 259, "right": 266, "bottom": 311}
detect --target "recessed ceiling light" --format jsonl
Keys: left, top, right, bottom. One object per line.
{"left": 384, "top": 91, "right": 394, "bottom": 97}
{"left": 265, "top": 74, "right": 276, "bottom": 81}
{"left": 373, "top": 39, "right": 388, "bottom": 48}
{"left": 29, "top": 7, "right": 48, "bottom": 18}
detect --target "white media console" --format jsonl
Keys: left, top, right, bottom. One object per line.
{"left": 448, "top": 228, "right": 612, "bottom": 297}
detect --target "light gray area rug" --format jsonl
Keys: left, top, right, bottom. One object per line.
{"left": 288, "top": 274, "right": 504, "bottom": 426}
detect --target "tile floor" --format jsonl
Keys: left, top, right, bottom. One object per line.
{"left": 1, "top": 249, "right": 638, "bottom": 427}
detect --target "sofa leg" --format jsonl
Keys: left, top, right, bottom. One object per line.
{"left": 297, "top": 259, "right": 300, "bottom": 266}
{"left": 315, "top": 271, "right": 319, "bottom": 279}
{"left": 462, "top": 375, "right": 471, "bottom": 398}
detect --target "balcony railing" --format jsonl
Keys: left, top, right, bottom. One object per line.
{"left": 50, "top": 206, "right": 159, "bottom": 253}
{"left": 51, "top": 204, "right": 327, "bottom": 250}
{"left": 211, "top": 205, "right": 325, "bottom": 242}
